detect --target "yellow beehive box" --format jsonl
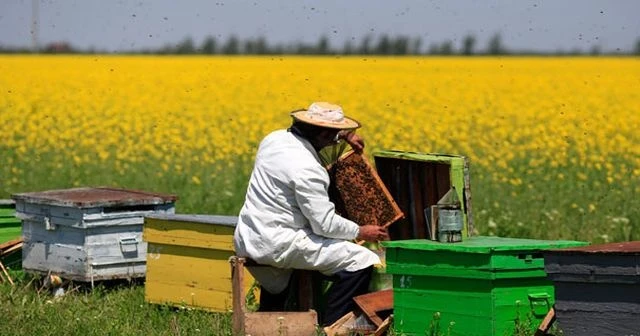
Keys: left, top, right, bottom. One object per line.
{"left": 143, "top": 214, "right": 255, "bottom": 312}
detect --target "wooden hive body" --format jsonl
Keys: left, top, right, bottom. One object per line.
{"left": 383, "top": 237, "right": 588, "bottom": 336}
{"left": 544, "top": 241, "right": 640, "bottom": 335}
{"left": 12, "top": 187, "right": 176, "bottom": 283}
{"left": 143, "top": 214, "right": 255, "bottom": 312}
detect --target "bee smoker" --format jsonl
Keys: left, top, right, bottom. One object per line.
{"left": 436, "top": 187, "right": 463, "bottom": 243}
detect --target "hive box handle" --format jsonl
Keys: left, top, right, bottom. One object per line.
{"left": 44, "top": 217, "right": 56, "bottom": 231}
{"left": 119, "top": 237, "right": 139, "bottom": 255}
{"left": 528, "top": 293, "right": 551, "bottom": 317}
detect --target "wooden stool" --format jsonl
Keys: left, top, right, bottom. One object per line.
{"left": 230, "top": 256, "right": 318, "bottom": 336}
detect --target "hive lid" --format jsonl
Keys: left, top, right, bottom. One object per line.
{"left": 0, "top": 199, "right": 15, "bottom": 206}
{"left": 373, "top": 150, "right": 466, "bottom": 164}
{"left": 12, "top": 187, "right": 177, "bottom": 208}
{"left": 383, "top": 236, "right": 588, "bottom": 254}
{"left": 544, "top": 241, "right": 640, "bottom": 254}
{"left": 145, "top": 213, "right": 237, "bottom": 227}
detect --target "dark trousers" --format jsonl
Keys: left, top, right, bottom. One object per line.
{"left": 259, "top": 266, "right": 374, "bottom": 326}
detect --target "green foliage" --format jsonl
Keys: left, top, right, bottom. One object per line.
{"left": 383, "top": 310, "right": 556, "bottom": 336}
{"left": 475, "top": 153, "right": 639, "bottom": 243}
{"left": 244, "top": 281, "right": 260, "bottom": 312}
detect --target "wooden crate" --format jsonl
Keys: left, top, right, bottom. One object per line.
{"left": 143, "top": 214, "right": 255, "bottom": 312}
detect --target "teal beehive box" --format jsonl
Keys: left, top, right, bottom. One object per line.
{"left": 383, "top": 236, "right": 588, "bottom": 336}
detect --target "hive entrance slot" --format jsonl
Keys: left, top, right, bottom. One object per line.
{"left": 103, "top": 204, "right": 157, "bottom": 213}
{"left": 518, "top": 253, "right": 543, "bottom": 260}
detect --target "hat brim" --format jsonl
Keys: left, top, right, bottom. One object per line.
{"left": 291, "top": 110, "right": 361, "bottom": 130}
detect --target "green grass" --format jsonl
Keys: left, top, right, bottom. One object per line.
{"left": 0, "top": 271, "right": 233, "bottom": 336}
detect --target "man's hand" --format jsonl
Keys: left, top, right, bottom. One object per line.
{"left": 357, "top": 225, "right": 389, "bottom": 242}
{"left": 339, "top": 131, "right": 365, "bottom": 154}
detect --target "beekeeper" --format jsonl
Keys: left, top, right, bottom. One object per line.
{"left": 234, "top": 101, "right": 389, "bottom": 326}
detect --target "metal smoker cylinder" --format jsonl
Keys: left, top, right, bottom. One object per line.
{"left": 436, "top": 186, "right": 463, "bottom": 243}
{"left": 437, "top": 206, "right": 463, "bottom": 242}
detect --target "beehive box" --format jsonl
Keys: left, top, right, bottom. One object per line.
{"left": 0, "top": 200, "right": 22, "bottom": 270}
{"left": 382, "top": 236, "right": 588, "bottom": 336}
{"left": 544, "top": 241, "right": 640, "bottom": 336}
{"left": 12, "top": 187, "right": 176, "bottom": 282}
{"left": 143, "top": 214, "right": 255, "bottom": 312}
{"left": 0, "top": 199, "right": 21, "bottom": 244}
{"left": 373, "top": 150, "right": 473, "bottom": 240}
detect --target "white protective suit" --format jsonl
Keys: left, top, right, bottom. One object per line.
{"left": 233, "top": 129, "right": 380, "bottom": 294}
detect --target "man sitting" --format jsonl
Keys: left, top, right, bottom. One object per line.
{"left": 233, "top": 102, "right": 389, "bottom": 326}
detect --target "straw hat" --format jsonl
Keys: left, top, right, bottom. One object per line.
{"left": 290, "top": 102, "right": 361, "bottom": 130}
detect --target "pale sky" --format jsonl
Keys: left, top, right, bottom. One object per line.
{"left": 1, "top": 0, "right": 639, "bottom": 53}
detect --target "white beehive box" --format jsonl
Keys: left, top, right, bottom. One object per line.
{"left": 12, "top": 187, "right": 176, "bottom": 284}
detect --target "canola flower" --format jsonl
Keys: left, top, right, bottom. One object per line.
{"left": 0, "top": 55, "right": 638, "bottom": 241}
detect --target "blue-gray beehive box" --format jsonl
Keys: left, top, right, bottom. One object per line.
{"left": 12, "top": 187, "right": 176, "bottom": 283}
{"left": 544, "top": 241, "right": 640, "bottom": 336}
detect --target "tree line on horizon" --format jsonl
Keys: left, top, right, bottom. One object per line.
{"left": 2, "top": 33, "right": 640, "bottom": 56}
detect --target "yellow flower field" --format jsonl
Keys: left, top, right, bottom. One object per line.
{"left": 0, "top": 55, "right": 638, "bottom": 241}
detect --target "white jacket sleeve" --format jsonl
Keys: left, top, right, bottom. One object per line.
{"left": 293, "top": 166, "right": 360, "bottom": 240}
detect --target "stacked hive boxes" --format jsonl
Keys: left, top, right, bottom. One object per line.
{"left": 544, "top": 241, "right": 640, "bottom": 335}
{"left": 383, "top": 236, "right": 588, "bottom": 336}
{"left": 143, "top": 214, "right": 255, "bottom": 311}
{"left": 12, "top": 187, "right": 176, "bottom": 283}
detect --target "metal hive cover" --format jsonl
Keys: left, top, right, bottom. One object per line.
{"left": 145, "top": 213, "right": 237, "bottom": 227}
{"left": 546, "top": 241, "right": 640, "bottom": 254}
{"left": 12, "top": 187, "right": 177, "bottom": 208}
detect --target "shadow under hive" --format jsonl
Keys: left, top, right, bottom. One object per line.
{"left": 328, "top": 151, "right": 403, "bottom": 228}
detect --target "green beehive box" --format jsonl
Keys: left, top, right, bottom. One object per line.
{"left": 383, "top": 236, "right": 588, "bottom": 336}
{"left": 0, "top": 200, "right": 21, "bottom": 243}
{"left": 0, "top": 199, "right": 22, "bottom": 270}
{"left": 373, "top": 150, "right": 473, "bottom": 240}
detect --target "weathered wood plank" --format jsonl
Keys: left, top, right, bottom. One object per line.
{"left": 534, "top": 307, "right": 555, "bottom": 336}
{"left": 353, "top": 289, "right": 393, "bottom": 327}
{"left": 409, "top": 161, "right": 426, "bottom": 239}
{"left": 244, "top": 311, "right": 318, "bottom": 336}
{"left": 323, "top": 312, "right": 356, "bottom": 336}
{"left": 231, "top": 257, "right": 246, "bottom": 334}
